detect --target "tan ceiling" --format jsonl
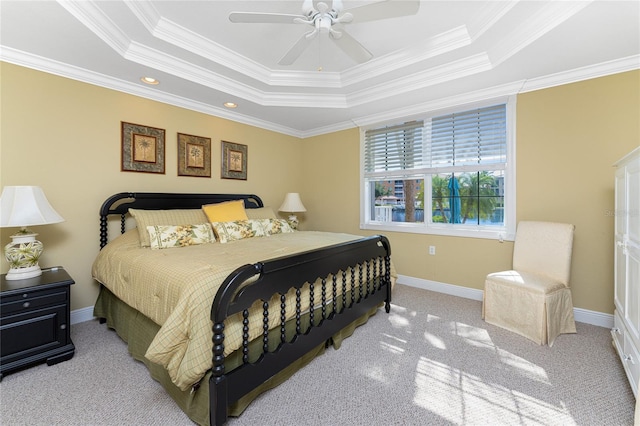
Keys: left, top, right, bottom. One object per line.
{"left": 1, "top": 0, "right": 638, "bottom": 137}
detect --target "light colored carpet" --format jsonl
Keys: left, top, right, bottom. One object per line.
{"left": 0, "top": 284, "right": 636, "bottom": 425}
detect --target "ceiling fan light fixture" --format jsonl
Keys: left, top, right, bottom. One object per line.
{"left": 140, "top": 77, "right": 159, "bottom": 85}
{"left": 229, "top": 0, "right": 420, "bottom": 66}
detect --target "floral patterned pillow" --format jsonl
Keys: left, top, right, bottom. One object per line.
{"left": 260, "top": 218, "right": 294, "bottom": 235}
{"left": 211, "top": 219, "right": 295, "bottom": 244}
{"left": 147, "top": 224, "right": 215, "bottom": 249}
{"left": 210, "top": 220, "right": 267, "bottom": 244}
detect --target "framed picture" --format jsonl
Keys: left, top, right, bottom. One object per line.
{"left": 121, "top": 122, "right": 165, "bottom": 174}
{"left": 221, "top": 141, "right": 247, "bottom": 180}
{"left": 178, "top": 133, "right": 211, "bottom": 177}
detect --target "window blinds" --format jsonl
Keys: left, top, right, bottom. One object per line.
{"left": 364, "top": 121, "right": 424, "bottom": 174}
{"left": 430, "top": 104, "right": 506, "bottom": 167}
{"left": 364, "top": 104, "right": 506, "bottom": 176}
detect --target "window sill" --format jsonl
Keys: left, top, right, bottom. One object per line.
{"left": 361, "top": 222, "right": 515, "bottom": 241}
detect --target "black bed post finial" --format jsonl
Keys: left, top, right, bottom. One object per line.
{"left": 99, "top": 215, "right": 108, "bottom": 249}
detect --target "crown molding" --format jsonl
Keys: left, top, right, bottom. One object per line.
{"left": 489, "top": 1, "right": 592, "bottom": 66}
{"left": 2, "top": 45, "right": 637, "bottom": 139}
{"left": 350, "top": 80, "right": 522, "bottom": 129}
{"left": 56, "top": 0, "right": 129, "bottom": 56}
{"left": 347, "top": 53, "right": 493, "bottom": 107}
{"left": 0, "top": 46, "right": 304, "bottom": 138}
{"left": 520, "top": 54, "right": 640, "bottom": 94}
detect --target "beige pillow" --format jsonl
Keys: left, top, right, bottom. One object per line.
{"left": 202, "top": 200, "right": 248, "bottom": 223}
{"left": 129, "top": 208, "right": 209, "bottom": 247}
{"left": 245, "top": 206, "right": 277, "bottom": 220}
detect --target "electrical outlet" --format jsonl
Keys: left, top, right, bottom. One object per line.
{"left": 429, "top": 245, "right": 436, "bottom": 255}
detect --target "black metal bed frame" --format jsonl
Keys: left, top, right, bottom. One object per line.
{"left": 98, "top": 192, "right": 392, "bottom": 425}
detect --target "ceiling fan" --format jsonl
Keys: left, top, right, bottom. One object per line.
{"left": 229, "top": 0, "right": 420, "bottom": 66}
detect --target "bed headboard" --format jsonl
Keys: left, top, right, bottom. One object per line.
{"left": 99, "top": 192, "right": 264, "bottom": 249}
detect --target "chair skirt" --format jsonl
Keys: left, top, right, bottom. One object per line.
{"left": 482, "top": 270, "right": 576, "bottom": 346}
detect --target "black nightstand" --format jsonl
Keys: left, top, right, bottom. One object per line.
{"left": 0, "top": 266, "right": 75, "bottom": 380}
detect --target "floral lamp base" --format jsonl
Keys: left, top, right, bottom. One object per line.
{"left": 287, "top": 214, "right": 299, "bottom": 230}
{"left": 4, "top": 232, "right": 44, "bottom": 280}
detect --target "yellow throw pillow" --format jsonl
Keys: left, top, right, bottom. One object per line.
{"left": 202, "top": 200, "right": 248, "bottom": 223}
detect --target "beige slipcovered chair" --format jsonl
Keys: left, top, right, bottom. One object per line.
{"left": 482, "top": 221, "right": 577, "bottom": 346}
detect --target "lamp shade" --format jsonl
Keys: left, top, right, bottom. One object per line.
{"left": 278, "top": 193, "right": 307, "bottom": 213}
{"left": 0, "top": 186, "right": 64, "bottom": 228}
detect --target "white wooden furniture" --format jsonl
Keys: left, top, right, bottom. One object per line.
{"left": 612, "top": 147, "right": 640, "bottom": 398}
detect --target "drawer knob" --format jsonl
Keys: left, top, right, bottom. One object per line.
{"left": 60, "top": 324, "right": 66, "bottom": 330}
{"left": 22, "top": 301, "right": 30, "bottom": 308}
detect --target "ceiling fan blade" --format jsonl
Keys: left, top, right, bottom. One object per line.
{"left": 346, "top": 0, "right": 420, "bottom": 23}
{"left": 330, "top": 29, "right": 372, "bottom": 63}
{"left": 229, "top": 12, "right": 305, "bottom": 24}
{"left": 278, "top": 31, "right": 317, "bottom": 65}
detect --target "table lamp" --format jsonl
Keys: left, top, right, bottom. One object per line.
{"left": 0, "top": 186, "right": 64, "bottom": 280}
{"left": 278, "top": 193, "right": 306, "bottom": 230}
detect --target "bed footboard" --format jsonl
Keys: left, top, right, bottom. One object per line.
{"left": 209, "top": 235, "right": 391, "bottom": 426}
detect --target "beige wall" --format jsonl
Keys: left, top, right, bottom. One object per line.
{"left": 1, "top": 62, "right": 638, "bottom": 315}
{"left": 302, "top": 70, "right": 640, "bottom": 314}
{"left": 0, "top": 63, "right": 304, "bottom": 310}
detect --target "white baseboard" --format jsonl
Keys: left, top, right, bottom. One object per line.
{"left": 70, "top": 306, "right": 95, "bottom": 325}
{"left": 396, "top": 274, "right": 614, "bottom": 329}
{"left": 71, "top": 275, "right": 614, "bottom": 329}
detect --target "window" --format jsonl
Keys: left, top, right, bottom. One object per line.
{"left": 361, "top": 99, "right": 515, "bottom": 240}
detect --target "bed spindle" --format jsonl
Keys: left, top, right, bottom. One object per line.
{"left": 358, "top": 263, "right": 364, "bottom": 301}
{"left": 280, "top": 294, "right": 286, "bottom": 344}
{"left": 262, "top": 301, "right": 269, "bottom": 353}
{"left": 341, "top": 270, "right": 347, "bottom": 313}
{"left": 242, "top": 310, "right": 250, "bottom": 363}
{"left": 295, "top": 288, "right": 301, "bottom": 335}
{"left": 309, "top": 281, "right": 315, "bottom": 328}
{"left": 366, "top": 260, "right": 371, "bottom": 297}
{"left": 350, "top": 267, "right": 356, "bottom": 307}
{"left": 321, "top": 278, "right": 327, "bottom": 321}
{"left": 332, "top": 274, "right": 338, "bottom": 316}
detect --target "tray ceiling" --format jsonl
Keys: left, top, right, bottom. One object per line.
{"left": 1, "top": 0, "right": 638, "bottom": 137}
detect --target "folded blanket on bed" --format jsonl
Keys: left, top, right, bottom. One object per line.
{"left": 92, "top": 229, "right": 395, "bottom": 391}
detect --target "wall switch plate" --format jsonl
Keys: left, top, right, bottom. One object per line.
{"left": 429, "top": 246, "right": 436, "bottom": 255}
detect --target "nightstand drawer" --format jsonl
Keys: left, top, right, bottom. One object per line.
{"left": 0, "top": 304, "right": 68, "bottom": 360}
{"left": 0, "top": 290, "right": 67, "bottom": 315}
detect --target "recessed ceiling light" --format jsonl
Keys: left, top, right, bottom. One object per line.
{"left": 224, "top": 102, "right": 238, "bottom": 108}
{"left": 141, "top": 77, "right": 159, "bottom": 85}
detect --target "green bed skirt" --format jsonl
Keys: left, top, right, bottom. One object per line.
{"left": 93, "top": 286, "right": 380, "bottom": 425}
